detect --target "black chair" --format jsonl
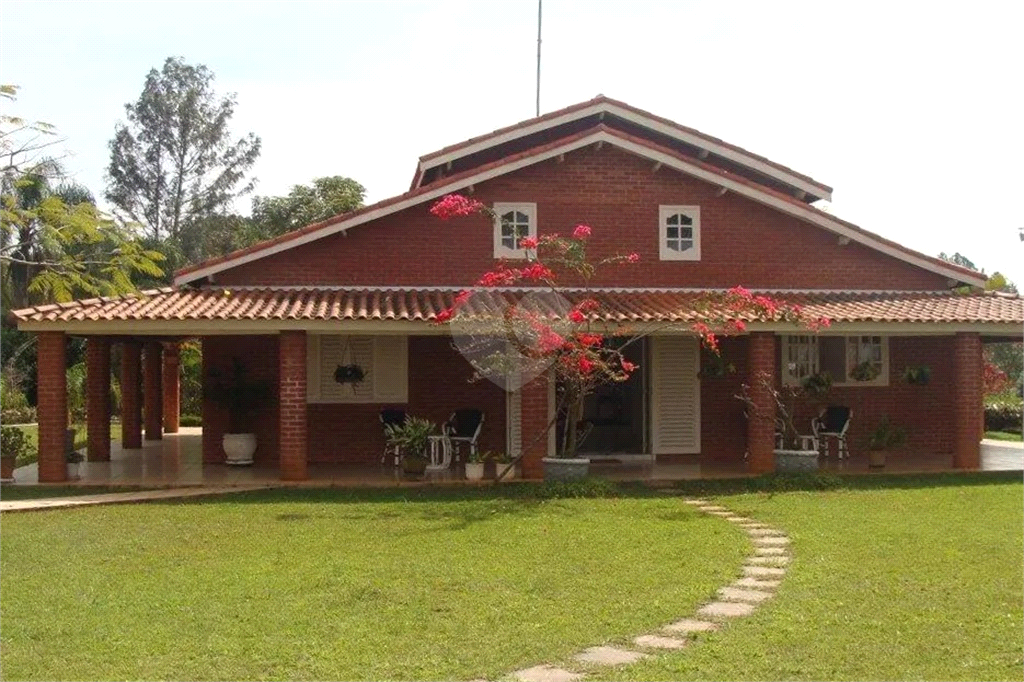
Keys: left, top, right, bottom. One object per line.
{"left": 443, "top": 409, "right": 485, "bottom": 462}
{"left": 813, "top": 406, "right": 853, "bottom": 459}
{"left": 380, "top": 408, "right": 407, "bottom": 465}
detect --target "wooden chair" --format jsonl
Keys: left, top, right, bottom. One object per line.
{"left": 443, "top": 409, "right": 485, "bottom": 462}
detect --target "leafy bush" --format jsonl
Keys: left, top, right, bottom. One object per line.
{"left": 0, "top": 426, "right": 36, "bottom": 466}
{"left": 985, "top": 400, "right": 1023, "bottom": 433}
{"left": 1, "top": 407, "right": 36, "bottom": 424}
{"left": 179, "top": 414, "right": 202, "bottom": 427}
{"left": 535, "top": 477, "right": 620, "bottom": 499}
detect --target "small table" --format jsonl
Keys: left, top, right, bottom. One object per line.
{"left": 427, "top": 436, "right": 453, "bottom": 471}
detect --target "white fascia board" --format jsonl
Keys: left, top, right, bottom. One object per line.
{"left": 417, "top": 102, "right": 833, "bottom": 202}
{"left": 178, "top": 130, "right": 982, "bottom": 289}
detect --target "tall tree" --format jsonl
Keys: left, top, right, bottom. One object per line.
{"left": 105, "top": 57, "right": 261, "bottom": 247}
{"left": 250, "top": 176, "right": 365, "bottom": 240}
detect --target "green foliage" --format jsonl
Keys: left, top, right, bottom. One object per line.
{"left": 867, "top": 416, "right": 907, "bottom": 450}
{"left": 0, "top": 425, "right": 34, "bottom": 463}
{"left": 383, "top": 416, "right": 435, "bottom": 458}
{"left": 984, "top": 399, "right": 1023, "bottom": 433}
{"left": 178, "top": 341, "right": 202, "bottom": 417}
{"left": 178, "top": 414, "right": 202, "bottom": 427}
{"left": 902, "top": 364, "right": 932, "bottom": 385}
{"left": 105, "top": 57, "right": 261, "bottom": 250}
{"left": 938, "top": 251, "right": 979, "bottom": 271}
{"left": 800, "top": 371, "right": 832, "bottom": 396}
{"left": 251, "top": 175, "right": 365, "bottom": 240}
{"left": 985, "top": 342, "right": 1023, "bottom": 390}
{"left": 66, "top": 362, "right": 86, "bottom": 423}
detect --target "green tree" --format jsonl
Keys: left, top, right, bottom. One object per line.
{"left": 250, "top": 175, "right": 365, "bottom": 240}
{"left": 105, "top": 57, "right": 261, "bottom": 249}
{"left": 938, "top": 251, "right": 979, "bottom": 272}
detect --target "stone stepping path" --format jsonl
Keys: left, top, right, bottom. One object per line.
{"left": 503, "top": 497, "right": 793, "bottom": 682}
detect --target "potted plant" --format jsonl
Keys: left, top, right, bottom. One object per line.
{"left": 384, "top": 416, "right": 435, "bottom": 478}
{"left": 66, "top": 448, "right": 84, "bottom": 480}
{"left": 801, "top": 371, "right": 833, "bottom": 397}
{"left": 701, "top": 354, "right": 736, "bottom": 379}
{"left": 850, "top": 361, "right": 880, "bottom": 382}
{"left": 494, "top": 451, "right": 519, "bottom": 481}
{"left": 206, "top": 358, "right": 274, "bottom": 465}
{"left": 465, "top": 449, "right": 487, "bottom": 481}
{"left": 867, "top": 416, "right": 906, "bottom": 468}
{"left": 0, "top": 426, "right": 31, "bottom": 481}
{"left": 903, "top": 365, "right": 931, "bottom": 385}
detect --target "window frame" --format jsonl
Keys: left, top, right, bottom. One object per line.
{"left": 306, "top": 334, "right": 408, "bottom": 404}
{"left": 781, "top": 335, "right": 889, "bottom": 387}
{"left": 658, "top": 205, "right": 701, "bottom": 261}
{"left": 492, "top": 202, "right": 537, "bottom": 259}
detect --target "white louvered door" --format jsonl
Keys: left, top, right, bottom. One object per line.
{"left": 650, "top": 336, "right": 701, "bottom": 455}
{"left": 506, "top": 359, "right": 522, "bottom": 458}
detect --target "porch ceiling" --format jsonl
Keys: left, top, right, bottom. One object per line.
{"left": 10, "top": 286, "right": 1024, "bottom": 335}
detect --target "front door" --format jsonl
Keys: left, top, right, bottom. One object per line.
{"left": 650, "top": 336, "right": 701, "bottom": 455}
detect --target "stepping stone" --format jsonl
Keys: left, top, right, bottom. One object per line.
{"left": 754, "top": 546, "right": 787, "bottom": 556}
{"left": 725, "top": 516, "right": 752, "bottom": 523}
{"left": 697, "top": 600, "right": 757, "bottom": 619}
{"left": 733, "top": 577, "right": 781, "bottom": 590}
{"left": 683, "top": 499, "right": 710, "bottom": 506}
{"left": 705, "top": 510, "right": 737, "bottom": 517}
{"left": 748, "top": 555, "right": 790, "bottom": 566}
{"left": 737, "top": 522, "right": 767, "bottom": 529}
{"left": 663, "top": 618, "right": 720, "bottom": 634}
{"left": 718, "top": 586, "right": 774, "bottom": 603}
{"left": 634, "top": 634, "right": 688, "bottom": 650}
{"left": 575, "top": 646, "right": 649, "bottom": 666}
{"left": 697, "top": 505, "right": 728, "bottom": 512}
{"left": 752, "top": 536, "right": 790, "bottom": 547}
{"left": 743, "top": 565, "right": 786, "bottom": 578}
{"left": 746, "top": 527, "right": 786, "bottom": 537}
{"left": 512, "top": 665, "right": 582, "bottom": 682}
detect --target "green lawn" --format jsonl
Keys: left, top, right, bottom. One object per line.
{"left": 601, "top": 474, "right": 1024, "bottom": 681}
{"left": 0, "top": 485, "right": 746, "bottom": 681}
{"left": 10, "top": 423, "right": 123, "bottom": 465}
{"left": 985, "top": 430, "right": 1023, "bottom": 442}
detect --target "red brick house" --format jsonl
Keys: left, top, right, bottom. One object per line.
{"left": 13, "top": 96, "right": 1023, "bottom": 482}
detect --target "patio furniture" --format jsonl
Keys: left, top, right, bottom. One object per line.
{"left": 443, "top": 409, "right": 485, "bottom": 463}
{"left": 426, "top": 435, "right": 453, "bottom": 471}
{"left": 380, "top": 408, "right": 407, "bottom": 466}
{"left": 813, "top": 406, "right": 853, "bottom": 459}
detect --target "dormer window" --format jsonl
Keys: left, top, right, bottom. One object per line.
{"left": 659, "top": 205, "right": 701, "bottom": 261}
{"left": 493, "top": 202, "right": 536, "bottom": 259}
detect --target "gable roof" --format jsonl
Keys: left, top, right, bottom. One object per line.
{"left": 175, "top": 123, "right": 986, "bottom": 288}
{"left": 412, "top": 95, "right": 833, "bottom": 203}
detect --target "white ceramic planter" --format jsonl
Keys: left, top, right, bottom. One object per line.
{"left": 223, "top": 433, "right": 257, "bottom": 465}
{"left": 465, "top": 462, "right": 485, "bottom": 481}
{"left": 494, "top": 462, "right": 517, "bottom": 481}
{"left": 542, "top": 457, "right": 591, "bottom": 482}
{"left": 66, "top": 462, "right": 80, "bottom": 480}
{"left": 773, "top": 449, "right": 819, "bottom": 472}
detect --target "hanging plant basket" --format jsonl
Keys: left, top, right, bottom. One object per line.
{"left": 850, "top": 361, "right": 881, "bottom": 382}
{"left": 334, "top": 364, "right": 365, "bottom": 385}
{"left": 903, "top": 365, "right": 931, "bottom": 385}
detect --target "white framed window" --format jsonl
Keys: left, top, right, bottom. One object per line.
{"left": 781, "top": 335, "right": 889, "bottom": 387}
{"left": 659, "top": 205, "right": 701, "bottom": 261}
{"left": 306, "top": 335, "right": 408, "bottom": 403}
{"left": 493, "top": 202, "right": 537, "bottom": 259}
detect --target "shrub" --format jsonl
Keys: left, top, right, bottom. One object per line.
{"left": 985, "top": 400, "right": 1024, "bottom": 433}
{"left": 1, "top": 406, "right": 36, "bottom": 424}
{"left": 179, "top": 414, "right": 202, "bottom": 427}
{"left": 0, "top": 426, "right": 37, "bottom": 466}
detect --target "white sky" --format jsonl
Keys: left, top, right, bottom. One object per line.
{"left": 1, "top": 0, "right": 1022, "bottom": 285}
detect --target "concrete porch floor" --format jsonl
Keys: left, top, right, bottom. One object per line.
{"left": 8, "top": 427, "right": 1022, "bottom": 487}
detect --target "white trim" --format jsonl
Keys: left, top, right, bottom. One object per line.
{"left": 416, "top": 101, "right": 833, "bottom": 201}
{"left": 176, "top": 130, "right": 984, "bottom": 288}
{"left": 781, "top": 334, "right": 890, "bottom": 387}
{"left": 649, "top": 336, "right": 701, "bottom": 455}
{"left": 659, "top": 205, "right": 701, "bottom": 261}
{"left": 492, "top": 202, "right": 537, "bottom": 259}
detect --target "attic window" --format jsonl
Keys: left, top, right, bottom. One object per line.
{"left": 659, "top": 205, "right": 701, "bottom": 261}
{"left": 493, "top": 202, "right": 536, "bottom": 259}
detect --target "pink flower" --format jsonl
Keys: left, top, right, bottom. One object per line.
{"left": 477, "top": 268, "right": 519, "bottom": 287}
{"left": 577, "top": 333, "right": 603, "bottom": 347}
{"left": 568, "top": 309, "right": 586, "bottom": 324}
{"left": 434, "top": 308, "right": 454, "bottom": 324}
{"left": 538, "top": 329, "right": 565, "bottom": 353}
{"left": 575, "top": 298, "right": 599, "bottom": 312}
{"left": 519, "top": 236, "right": 539, "bottom": 249}
{"left": 572, "top": 224, "right": 592, "bottom": 239}
{"left": 626, "top": 253, "right": 640, "bottom": 263}
{"left": 728, "top": 286, "right": 752, "bottom": 299}
{"left": 430, "top": 194, "right": 485, "bottom": 219}
{"left": 578, "top": 356, "right": 595, "bottom": 374}
{"left": 621, "top": 360, "right": 637, "bottom": 373}
{"left": 453, "top": 290, "right": 472, "bottom": 307}
{"left": 520, "top": 263, "right": 554, "bottom": 281}
{"left": 731, "top": 320, "right": 747, "bottom": 333}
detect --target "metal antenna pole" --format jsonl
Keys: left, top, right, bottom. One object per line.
{"left": 536, "top": 0, "right": 542, "bottom": 117}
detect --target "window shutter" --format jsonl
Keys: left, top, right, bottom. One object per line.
{"left": 320, "top": 336, "right": 374, "bottom": 402}
{"left": 373, "top": 336, "right": 408, "bottom": 403}
{"left": 650, "top": 336, "right": 701, "bottom": 454}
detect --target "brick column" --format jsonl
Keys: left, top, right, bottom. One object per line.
{"left": 144, "top": 341, "right": 163, "bottom": 440}
{"left": 200, "top": 338, "right": 222, "bottom": 464}
{"left": 121, "top": 342, "right": 143, "bottom": 449}
{"left": 746, "top": 332, "right": 777, "bottom": 474}
{"left": 519, "top": 373, "right": 550, "bottom": 479}
{"left": 86, "top": 337, "right": 111, "bottom": 461}
{"left": 162, "top": 342, "right": 180, "bottom": 433}
{"left": 279, "top": 331, "right": 308, "bottom": 481}
{"left": 953, "top": 332, "right": 982, "bottom": 469}
{"left": 37, "top": 332, "right": 68, "bottom": 483}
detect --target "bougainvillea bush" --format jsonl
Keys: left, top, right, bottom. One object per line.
{"left": 430, "top": 194, "right": 828, "bottom": 468}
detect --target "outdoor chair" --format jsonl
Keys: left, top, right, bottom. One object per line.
{"left": 813, "top": 405, "right": 853, "bottom": 459}
{"left": 443, "top": 409, "right": 485, "bottom": 462}
{"left": 380, "top": 408, "right": 407, "bottom": 466}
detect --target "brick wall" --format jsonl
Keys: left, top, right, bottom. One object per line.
{"left": 36, "top": 332, "right": 67, "bottom": 483}
{"left": 216, "top": 146, "right": 949, "bottom": 291}
{"left": 85, "top": 337, "right": 111, "bottom": 461}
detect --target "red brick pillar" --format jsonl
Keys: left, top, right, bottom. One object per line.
{"left": 144, "top": 341, "right": 163, "bottom": 440}
{"left": 86, "top": 337, "right": 111, "bottom": 461}
{"left": 519, "top": 373, "right": 550, "bottom": 479}
{"left": 953, "top": 332, "right": 982, "bottom": 469}
{"left": 200, "top": 338, "right": 222, "bottom": 464}
{"left": 121, "top": 342, "right": 143, "bottom": 449}
{"left": 747, "top": 332, "right": 777, "bottom": 474}
{"left": 279, "top": 331, "right": 308, "bottom": 481}
{"left": 37, "top": 332, "right": 68, "bottom": 483}
{"left": 162, "top": 342, "right": 180, "bottom": 433}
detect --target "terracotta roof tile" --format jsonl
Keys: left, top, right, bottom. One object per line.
{"left": 11, "top": 287, "right": 1023, "bottom": 327}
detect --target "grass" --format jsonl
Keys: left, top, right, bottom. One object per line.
{"left": 0, "top": 484, "right": 746, "bottom": 681}
{"left": 10, "top": 423, "right": 123, "bottom": 465}
{"left": 985, "top": 430, "right": 1023, "bottom": 442}
{"left": 599, "top": 473, "right": 1024, "bottom": 681}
